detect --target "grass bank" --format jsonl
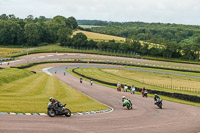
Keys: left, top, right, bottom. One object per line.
{"left": 0, "top": 68, "right": 108, "bottom": 113}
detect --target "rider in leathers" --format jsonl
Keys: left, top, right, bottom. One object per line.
{"left": 49, "top": 97, "right": 65, "bottom": 110}
{"left": 154, "top": 94, "right": 160, "bottom": 104}
{"left": 122, "top": 96, "right": 132, "bottom": 107}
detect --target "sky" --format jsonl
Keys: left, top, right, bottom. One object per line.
{"left": 0, "top": 0, "right": 200, "bottom": 25}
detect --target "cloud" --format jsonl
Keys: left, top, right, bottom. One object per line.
{"left": 0, "top": 0, "right": 199, "bottom": 25}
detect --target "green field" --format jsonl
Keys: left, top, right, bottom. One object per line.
{"left": 79, "top": 25, "right": 102, "bottom": 28}
{"left": 0, "top": 68, "right": 108, "bottom": 113}
{"left": 0, "top": 46, "right": 25, "bottom": 58}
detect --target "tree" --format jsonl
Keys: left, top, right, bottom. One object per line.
{"left": 8, "top": 14, "right": 16, "bottom": 19}
{"left": 140, "top": 43, "right": 149, "bottom": 56}
{"left": 57, "top": 27, "right": 72, "bottom": 46}
{"left": 0, "top": 20, "right": 23, "bottom": 45}
{"left": 181, "top": 44, "right": 195, "bottom": 60}
{"left": 25, "top": 15, "right": 34, "bottom": 23}
{"left": 107, "top": 40, "right": 119, "bottom": 50}
{"left": 24, "top": 23, "right": 40, "bottom": 46}
{"left": 162, "top": 41, "right": 178, "bottom": 58}
{"left": 0, "top": 14, "right": 8, "bottom": 20}
{"left": 97, "top": 41, "right": 107, "bottom": 49}
{"left": 72, "top": 32, "right": 88, "bottom": 47}
{"left": 194, "top": 35, "right": 200, "bottom": 60}
{"left": 38, "top": 16, "right": 47, "bottom": 22}
{"left": 66, "top": 16, "right": 78, "bottom": 29}
{"left": 129, "top": 40, "right": 142, "bottom": 52}
{"left": 52, "top": 16, "right": 67, "bottom": 26}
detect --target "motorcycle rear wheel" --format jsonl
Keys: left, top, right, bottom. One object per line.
{"left": 159, "top": 103, "right": 162, "bottom": 109}
{"left": 48, "top": 109, "right": 56, "bottom": 117}
{"left": 127, "top": 105, "right": 132, "bottom": 110}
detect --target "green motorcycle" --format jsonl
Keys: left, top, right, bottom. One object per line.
{"left": 123, "top": 99, "right": 132, "bottom": 110}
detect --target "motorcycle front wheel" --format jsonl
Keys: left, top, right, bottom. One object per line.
{"left": 64, "top": 109, "right": 71, "bottom": 117}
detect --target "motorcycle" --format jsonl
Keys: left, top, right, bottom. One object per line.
{"left": 142, "top": 90, "right": 148, "bottom": 97}
{"left": 123, "top": 99, "right": 132, "bottom": 110}
{"left": 47, "top": 102, "right": 71, "bottom": 117}
{"left": 155, "top": 98, "right": 163, "bottom": 109}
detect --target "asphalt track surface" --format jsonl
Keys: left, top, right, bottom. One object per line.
{"left": 0, "top": 53, "right": 200, "bottom": 133}
{"left": 1, "top": 53, "right": 200, "bottom": 69}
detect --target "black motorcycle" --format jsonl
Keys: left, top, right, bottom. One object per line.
{"left": 47, "top": 102, "right": 71, "bottom": 117}
{"left": 142, "top": 90, "right": 148, "bottom": 97}
{"left": 155, "top": 98, "right": 163, "bottom": 109}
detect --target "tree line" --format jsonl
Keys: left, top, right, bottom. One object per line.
{"left": 0, "top": 14, "right": 78, "bottom": 47}
{"left": 60, "top": 33, "right": 182, "bottom": 59}
{"left": 1, "top": 14, "right": 200, "bottom": 60}
{"left": 82, "top": 21, "right": 200, "bottom": 60}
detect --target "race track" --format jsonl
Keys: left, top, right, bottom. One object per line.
{"left": 0, "top": 53, "right": 200, "bottom": 133}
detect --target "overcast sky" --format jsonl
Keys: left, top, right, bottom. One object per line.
{"left": 0, "top": 0, "right": 200, "bottom": 25}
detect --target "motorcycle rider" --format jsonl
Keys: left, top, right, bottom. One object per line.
{"left": 122, "top": 96, "right": 126, "bottom": 103}
{"left": 49, "top": 97, "right": 65, "bottom": 110}
{"left": 117, "top": 82, "right": 121, "bottom": 91}
{"left": 154, "top": 94, "right": 160, "bottom": 104}
{"left": 124, "top": 83, "right": 128, "bottom": 92}
{"left": 122, "top": 96, "right": 132, "bottom": 107}
{"left": 80, "top": 77, "right": 83, "bottom": 83}
{"left": 141, "top": 87, "right": 145, "bottom": 96}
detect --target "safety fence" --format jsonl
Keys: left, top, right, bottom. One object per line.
{"left": 128, "top": 78, "right": 200, "bottom": 95}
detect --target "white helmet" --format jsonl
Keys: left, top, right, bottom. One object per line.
{"left": 155, "top": 94, "right": 157, "bottom": 96}
{"left": 49, "top": 97, "right": 53, "bottom": 102}
{"left": 122, "top": 96, "right": 125, "bottom": 99}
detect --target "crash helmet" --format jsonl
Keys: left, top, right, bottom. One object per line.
{"left": 155, "top": 94, "right": 157, "bottom": 96}
{"left": 122, "top": 96, "right": 126, "bottom": 99}
{"left": 49, "top": 97, "right": 53, "bottom": 102}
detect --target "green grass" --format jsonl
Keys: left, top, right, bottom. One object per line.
{"left": 126, "top": 65, "right": 200, "bottom": 77}
{"left": 0, "top": 46, "right": 25, "bottom": 58}
{"left": 79, "top": 25, "right": 102, "bottom": 28}
{"left": 0, "top": 68, "right": 108, "bottom": 113}
{"left": 0, "top": 68, "right": 33, "bottom": 85}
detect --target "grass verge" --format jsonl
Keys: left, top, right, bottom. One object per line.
{"left": 0, "top": 68, "right": 109, "bottom": 113}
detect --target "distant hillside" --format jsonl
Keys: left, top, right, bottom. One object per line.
{"left": 78, "top": 20, "right": 200, "bottom": 45}
{"left": 78, "top": 20, "right": 200, "bottom": 60}
{"left": 73, "top": 30, "right": 125, "bottom": 42}
{"left": 77, "top": 20, "right": 109, "bottom": 26}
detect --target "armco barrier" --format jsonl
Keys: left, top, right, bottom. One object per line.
{"left": 72, "top": 68, "right": 200, "bottom": 103}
